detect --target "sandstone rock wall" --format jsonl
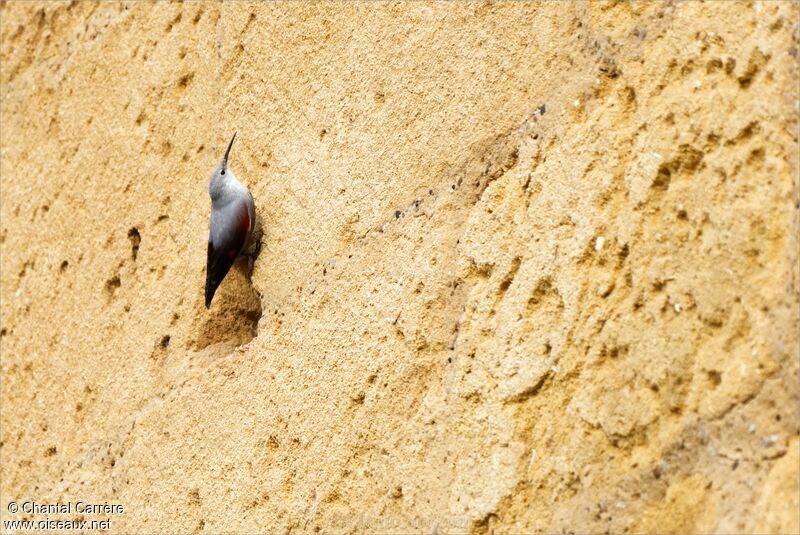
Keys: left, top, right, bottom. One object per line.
{"left": 1, "top": 1, "right": 798, "bottom": 533}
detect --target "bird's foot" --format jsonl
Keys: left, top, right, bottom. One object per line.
{"left": 245, "top": 234, "right": 262, "bottom": 279}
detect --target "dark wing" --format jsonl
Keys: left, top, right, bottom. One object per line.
{"left": 204, "top": 200, "right": 251, "bottom": 308}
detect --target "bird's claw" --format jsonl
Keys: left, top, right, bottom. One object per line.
{"left": 245, "top": 234, "right": 262, "bottom": 279}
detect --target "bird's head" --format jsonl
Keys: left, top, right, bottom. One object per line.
{"left": 208, "top": 132, "right": 237, "bottom": 199}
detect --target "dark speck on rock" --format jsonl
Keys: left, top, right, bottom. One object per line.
{"left": 539, "top": 104, "right": 546, "bottom": 115}
{"left": 395, "top": 210, "right": 401, "bottom": 219}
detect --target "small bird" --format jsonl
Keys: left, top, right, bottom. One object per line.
{"left": 205, "top": 133, "right": 259, "bottom": 309}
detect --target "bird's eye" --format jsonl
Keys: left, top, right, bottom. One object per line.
{"left": 221, "top": 170, "right": 225, "bottom": 175}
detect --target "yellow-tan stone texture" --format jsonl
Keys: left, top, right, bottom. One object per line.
{"left": 1, "top": 1, "right": 798, "bottom": 533}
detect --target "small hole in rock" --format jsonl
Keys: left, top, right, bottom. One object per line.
{"left": 128, "top": 228, "right": 141, "bottom": 260}
{"left": 105, "top": 275, "right": 121, "bottom": 299}
{"left": 706, "top": 370, "right": 722, "bottom": 388}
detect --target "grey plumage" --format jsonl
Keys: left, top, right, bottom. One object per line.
{"left": 205, "top": 133, "right": 257, "bottom": 309}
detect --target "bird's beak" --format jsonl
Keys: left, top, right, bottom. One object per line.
{"left": 222, "top": 132, "right": 237, "bottom": 169}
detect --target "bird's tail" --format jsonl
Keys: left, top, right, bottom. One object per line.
{"left": 204, "top": 271, "right": 217, "bottom": 309}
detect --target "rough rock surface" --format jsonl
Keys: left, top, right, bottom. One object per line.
{"left": 1, "top": 2, "right": 798, "bottom": 533}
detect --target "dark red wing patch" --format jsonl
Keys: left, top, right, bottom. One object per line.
{"left": 240, "top": 201, "right": 252, "bottom": 232}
